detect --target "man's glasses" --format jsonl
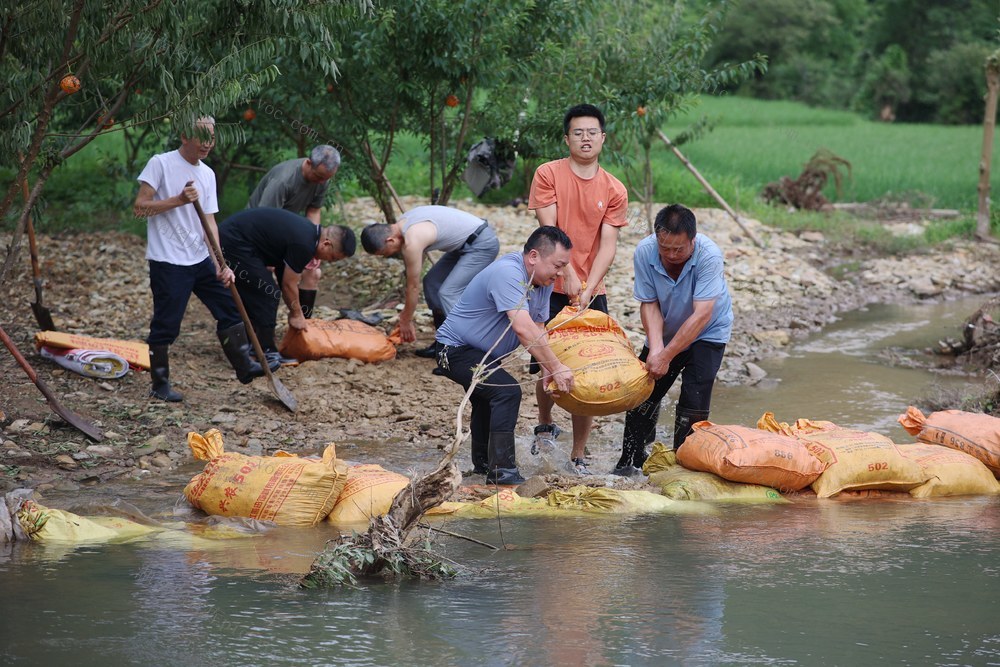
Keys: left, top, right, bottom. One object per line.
{"left": 569, "top": 128, "right": 602, "bottom": 139}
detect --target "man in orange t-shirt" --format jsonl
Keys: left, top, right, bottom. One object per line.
{"left": 528, "top": 103, "right": 629, "bottom": 475}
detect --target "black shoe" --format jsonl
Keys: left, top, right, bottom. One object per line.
{"left": 610, "top": 464, "right": 643, "bottom": 478}
{"left": 414, "top": 341, "right": 440, "bottom": 359}
{"left": 486, "top": 467, "right": 526, "bottom": 485}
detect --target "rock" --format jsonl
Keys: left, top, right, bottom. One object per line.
{"left": 103, "top": 430, "right": 124, "bottom": 440}
{"left": 71, "top": 451, "right": 91, "bottom": 461}
{"left": 244, "top": 439, "right": 264, "bottom": 456}
{"left": 745, "top": 362, "right": 768, "bottom": 384}
{"left": 133, "top": 434, "right": 169, "bottom": 454}
{"left": 210, "top": 413, "right": 236, "bottom": 424}
{"left": 751, "top": 330, "right": 791, "bottom": 346}
{"left": 799, "top": 231, "right": 825, "bottom": 243}
{"left": 516, "top": 476, "right": 551, "bottom": 498}
{"left": 150, "top": 453, "right": 173, "bottom": 469}
{"left": 55, "top": 454, "right": 78, "bottom": 469}
{"left": 86, "top": 445, "right": 115, "bottom": 457}
{"left": 6, "top": 420, "right": 31, "bottom": 433}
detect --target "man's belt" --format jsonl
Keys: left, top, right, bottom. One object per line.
{"left": 465, "top": 220, "right": 489, "bottom": 246}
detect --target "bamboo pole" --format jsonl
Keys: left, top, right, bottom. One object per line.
{"left": 655, "top": 129, "right": 763, "bottom": 248}
{"left": 976, "top": 52, "right": 1000, "bottom": 241}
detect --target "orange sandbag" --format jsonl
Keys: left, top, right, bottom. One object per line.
{"left": 35, "top": 331, "right": 149, "bottom": 369}
{"left": 326, "top": 464, "right": 410, "bottom": 525}
{"left": 279, "top": 318, "right": 397, "bottom": 363}
{"left": 898, "top": 406, "right": 1000, "bottom": 476}
{"left": 898, "top": 442, "right": 1000, "bottom": 498}
{"left": 545, "top": 307, "right": 654, "bottom": 416}
{"left": 183, "top": 430, "right": 348, "bottom": 526}
{"left": 676, "top": 421, "right": 826, "bottom": 492}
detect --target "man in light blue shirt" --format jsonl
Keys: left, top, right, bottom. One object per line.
{"left": 613, "top": 204, "right": 733, "bottom": 476}
{"left": 436, "top": 226, "right": 576, "bottom": 485}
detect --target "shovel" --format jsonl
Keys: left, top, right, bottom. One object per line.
{"left": 190, "top": 198, "right": 298, "bottom": 413}
{"left": 21, "top": 176, "right": 56, "bottom": 331}
{"left": 0, "top": 323, "right": 104, "bottom": 442}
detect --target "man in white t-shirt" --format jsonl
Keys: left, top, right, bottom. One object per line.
{"left": 133, "top": 117, "right": 269, "bottom": 402}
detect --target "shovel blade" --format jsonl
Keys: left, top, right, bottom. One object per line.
{"left": 268, "top": 374, "right": 298, "bottom": 412}
{"left": 31, "top": 302, "right": 56, "bottom": 331}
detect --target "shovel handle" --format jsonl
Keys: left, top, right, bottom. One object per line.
{"left": 188, "top": 197, "right": 296, "bottom": 411}
{"left": 188, "top": 198, "right": 270, "bottom": 369}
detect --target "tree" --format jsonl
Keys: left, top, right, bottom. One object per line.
{"left": 0, "top": 0, "right": 365, "bottom": 287}
{"left": 977, "top": 48, "right": 1000, "bottom": 240}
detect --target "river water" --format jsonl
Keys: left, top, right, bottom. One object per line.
{"left": 2, "top": 297, "right": 999, "bottom": 666}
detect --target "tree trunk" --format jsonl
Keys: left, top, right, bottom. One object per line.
{"left": 977, "top": 58, "right": 1000, "bottom": 240}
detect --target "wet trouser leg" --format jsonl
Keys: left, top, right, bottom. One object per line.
{"left": 619, "top": 341, "right": 726, "bottom": 466}
{"left": 436, "top": 344, "right": 521, "bottom": 477}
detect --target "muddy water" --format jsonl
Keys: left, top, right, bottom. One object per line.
{"left": 2, "top": 297, "right": 999, "bottom": 666}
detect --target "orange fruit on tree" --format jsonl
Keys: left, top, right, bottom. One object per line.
{"left": 326, "top": 83, "right": 334, "bottom": 93}
{"left": 637, "top": 105, "right": 647, "bottom": 117}
{"left": 60, "top": 74, "right": 81, "bottom": 95}
{"left": 445, "top": 94, "right": 459, "bottom": 108}
{"left": 243, "top": 108, "right": 256, "bottom": 122}
{"left": 98, "top": 114, "right": 114, "bottom": 129}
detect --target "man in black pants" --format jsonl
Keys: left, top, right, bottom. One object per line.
{"left": 219, "top": 207, "right": 356, "bottom": 367}
{"left": 134, "top": 116, "right": 266, "bottom": 402}
{"left": 613, "top": 204, "right": 734, "bottom": 476}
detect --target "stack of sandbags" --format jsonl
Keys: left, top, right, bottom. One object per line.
{"left": 898, "top": 407, "right": 1000, "bottom": 477}
{"left": 545, "top": 306, "right": 653, "bottom": 416}
{"left": 642, "top": 443, "right": 786, "bottom": 502}
{"left": 184, "top": 430, "right": 348, "bottom": 527}
{"left": 759, "top": 413, "right": 930, "bottom": 498}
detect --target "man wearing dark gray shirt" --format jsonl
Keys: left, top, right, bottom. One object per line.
{"left": 247, "top": 144, "right": 341, "bottom": 322}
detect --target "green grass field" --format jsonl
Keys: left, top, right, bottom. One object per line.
{"left": 656, "top": 95, "right": 997, "bottom": 211}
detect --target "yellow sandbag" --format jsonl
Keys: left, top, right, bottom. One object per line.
{"left": 898, "top": 442, "right": 1000, "bottom": 498}
{"left": 677, "top": 421, "right": 826, "bottom": 492}
{"left": 279, "top": 318, "right": 396, "bottom": 363}
{"left": 898, "top": 406, "right": 1000, "bottom": 476}
{"left": 326, "top": 464, "right": 410, "bottom": 525}
{"left": 15, "top": 500, "right": 158, "bottom": 543}
{"left": 547, "top": 485, "right": 699, "bottom": 513}
{"left": 545, "top": 307, "right": 653, "bottom": 416}
{"left": 643, "top": 443, "right": 785, "bottom": 502}
{"left": 35, "top": 331, "right": 150, "bottom": 369}
{"left": 184, "top": 430, "right": 348, "bottom": 527}
{"left": 765, "top": 416, "right": 929, "bottom": 498}
{"left": 424, "top": 488, "right": 556, "bottom": 519}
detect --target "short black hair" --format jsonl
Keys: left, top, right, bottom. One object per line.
{"left": 563, "top": 104, "right": 606, "bottom": 135}
{"left": 524, "top": 225, "right": 572, "bottom": 255}
{"left": 334, "top": 225, "right": 357, "bottom": 257}
{"left": 653, "top": 204, "right": 697, "bottom": 239}
{"left": 360, "top": 223, "right": 392, "bottom": 254}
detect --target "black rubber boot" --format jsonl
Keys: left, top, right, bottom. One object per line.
{"left": 431, "top": 309, "right": 446, "bottom": 329}
{"left": 469, "top": 440, "right": 489, "bottom": 475}
{"left": 414, "top": 341, "right": 441, "bottom": 358}
{"left": 217, "top": 323, "right": 265, "bottom": 384}
{"left": 298, "top": 289, "right": 317, "bottom": 320}
{"left": 148, "top": 344, "right": 182, "bottom": 402}
{"left": 255, "top": 325, "right": 298, "bottom": 367}
{"left": 673, "top": 407, "right": 710, "bottom": 450}
{"left": 486, "top": 431, "right": 525, "bottom": 485}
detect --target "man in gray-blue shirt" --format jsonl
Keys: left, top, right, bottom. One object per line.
{"left": 436, "top": 226, "right": 576, "bottom": 485}
{"left": 613, "top": 204, "right": 733, "bottom": 476}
